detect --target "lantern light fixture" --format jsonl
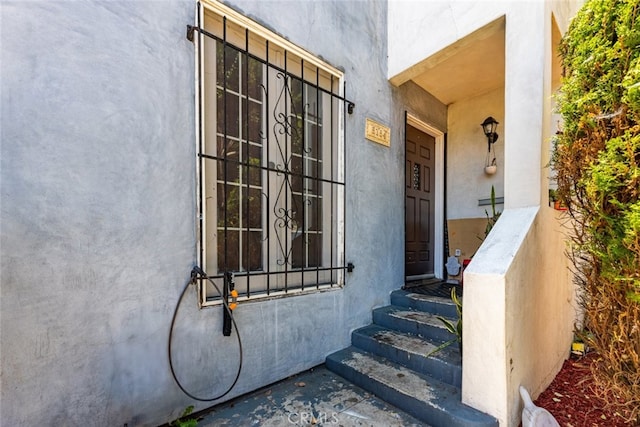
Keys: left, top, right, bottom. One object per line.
{"left": 481, "top": 116, "right": 499, "bottom": 149}
{"left": 481, "top": 116, "right": 499, "bottom": 175}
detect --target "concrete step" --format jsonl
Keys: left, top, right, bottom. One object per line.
{"left": 391, "top": 289, "right": 459, "bottom": 318}
{"left": 352, "top": 324, "right": 461, "bottom": 388}
{"left": 325, "top": 347, "right": 498, "bottom": 427}
{"left": 373, "top": 305, "right": 458, "bottom": 343}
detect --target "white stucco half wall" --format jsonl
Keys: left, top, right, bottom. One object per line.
{"left": 463, "top": 207, "right": 537, "bottom": 425}
{"left": 463, "top": 205, "right": 576, "bottom": 427}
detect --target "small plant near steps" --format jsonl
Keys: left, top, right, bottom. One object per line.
{"left": 427, "top": 287, "right": 463, "bottom": 357}
{"left": 484, "top": 185, "right": 501, "bottom": 237}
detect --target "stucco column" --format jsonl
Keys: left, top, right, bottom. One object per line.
{"left": 504, "top": 2, "right": 546, "bottom": 209}
{"left": 463, "top": 3, "right": 547, "bottom": 426}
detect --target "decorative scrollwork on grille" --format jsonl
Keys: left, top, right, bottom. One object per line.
{"left": 272, "top": 72, "right": 302, "bottom": 266}
{"left": 272, "top": 73, "right": 300, "bottom": 168}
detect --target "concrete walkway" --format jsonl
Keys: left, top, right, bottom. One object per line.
{"left": 194, "top": 365, "right": 428, "bottom": 426}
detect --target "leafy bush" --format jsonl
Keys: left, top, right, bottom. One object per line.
{"left": 554, "top": 0, "right": 640, "bottom": 421}
{"left": 170, "top": 406, "right": 198, "bottom": 427}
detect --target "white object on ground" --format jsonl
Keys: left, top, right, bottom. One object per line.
{"left": 520, "top": 386, "right": 560, "bottom": 427}
{"left": 446, "top": 256, "right": 461, "bottom": 276}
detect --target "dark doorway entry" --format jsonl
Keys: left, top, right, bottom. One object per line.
{"left": 405, "top": 125, "right": 435, "bottom": 278}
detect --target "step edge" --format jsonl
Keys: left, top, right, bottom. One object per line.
{"left": 326, "top": 347, "right": 497, "bottom": 426}
{"left": 353, "top": 325, "right": 461, "bottom": 365}
{"left": 352, "top": 325, "right": 462, "bottom": 388}
{"left": 374, "top": 305, "right": 458, "bottom": 327}
{"left": 392, "top": 289, "right": 456, "bottom": 306}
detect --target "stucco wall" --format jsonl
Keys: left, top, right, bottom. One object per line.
{"left": 388, "top": 1, "right": 506, "bottom": 82}
{"left": 550, "top": 0, "right": 584, "bottom": 33}
{"left": 463, "top": 206, "right": 576, "bottom": 427}
{"left": 1, "top": 1, "right": 446, "bottom": 426}
{"left": 447, "top": 87, "right": 505, "bottom": 220}
{"left": 396, "top": 80, "right": 448, "bottom": 132}
{"left": 388, "top": 1, "right": 553, "bottom": 211}
{"left": 504, "top": 206, "right": 576, "bottom": 425}
{"left": 1, "top": 1, "right": 196, "bottom": 425}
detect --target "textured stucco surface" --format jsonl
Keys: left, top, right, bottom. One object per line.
{"left": 463, "top": 206, "right": 575, "bottom": 427}
{"left": 2, "top": 1, "right": 196, "bottom": 425}
{"left": 388, "top": 1, "right": 582, "bottom": 426}
{"left": 1, "top": 1, "right": 446, "bottom": 425}
{"left": 447, "top": 87, "right": 504, "bottom": 220}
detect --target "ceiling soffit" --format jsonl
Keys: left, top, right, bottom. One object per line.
{"left": 398, "top": 17, "right": 505, "bottom": 106}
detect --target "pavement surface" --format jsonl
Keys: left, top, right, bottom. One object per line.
{"left": 193, "top": 365, "right": 428, "bottom": 426}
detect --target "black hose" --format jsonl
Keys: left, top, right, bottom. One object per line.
{"left": 168, "top": 267, "right": 243, "bottom": 402}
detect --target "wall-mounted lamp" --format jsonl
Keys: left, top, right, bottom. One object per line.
{"left": 481, "top": 116, "right": 499, "bottom": 175}
{"left": 482, "top": 116, "right": 499, "bottom": 148}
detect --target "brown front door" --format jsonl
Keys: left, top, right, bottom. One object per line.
{"left": 405, "top": 125, "right": 435, "bottom": 277}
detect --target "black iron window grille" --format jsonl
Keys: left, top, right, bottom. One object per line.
{"left": 192, "top": 4, "right": 352, "bottom": 305}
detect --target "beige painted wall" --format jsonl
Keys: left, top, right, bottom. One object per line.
{"left": 447, "top": 218, "right": 487, "bottom": 260}
{"left": 446, "top": 218, "right": 486, "bottom": 281}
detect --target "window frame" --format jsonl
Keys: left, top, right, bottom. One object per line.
{"left": 194, "top": 0, "right": 347, "bottom": 307}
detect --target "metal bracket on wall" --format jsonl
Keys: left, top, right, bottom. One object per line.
{"left": 478, "top": 196, "right": 504, "bottom": 206}
{"left": 186, "top": 25, "right": 195, "bottom": 42}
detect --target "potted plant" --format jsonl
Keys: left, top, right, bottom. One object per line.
{"left": 484, "top": 158, "right": 497, "bottom": 175}
{"left": 548, "top": 188, "right": 567, "bottom": 210}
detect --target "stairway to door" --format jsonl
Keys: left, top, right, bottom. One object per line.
{"left": 325, "top": 287, "right": 497, "bottom": 427}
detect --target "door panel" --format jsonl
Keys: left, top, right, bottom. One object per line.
{"left": 406, "top": 125, "right": 435, "bottom": 277}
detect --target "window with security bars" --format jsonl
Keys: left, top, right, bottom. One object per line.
{"left": 194, "top": 1, "right": 348, "bottom": 305}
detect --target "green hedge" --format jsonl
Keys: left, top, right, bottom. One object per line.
{"left": 554, "top": 0, "right": 640, "bottom": 421}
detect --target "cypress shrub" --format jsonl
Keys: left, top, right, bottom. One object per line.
{"left": 555, "top": 0, "right": 640, "bottom": 421}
